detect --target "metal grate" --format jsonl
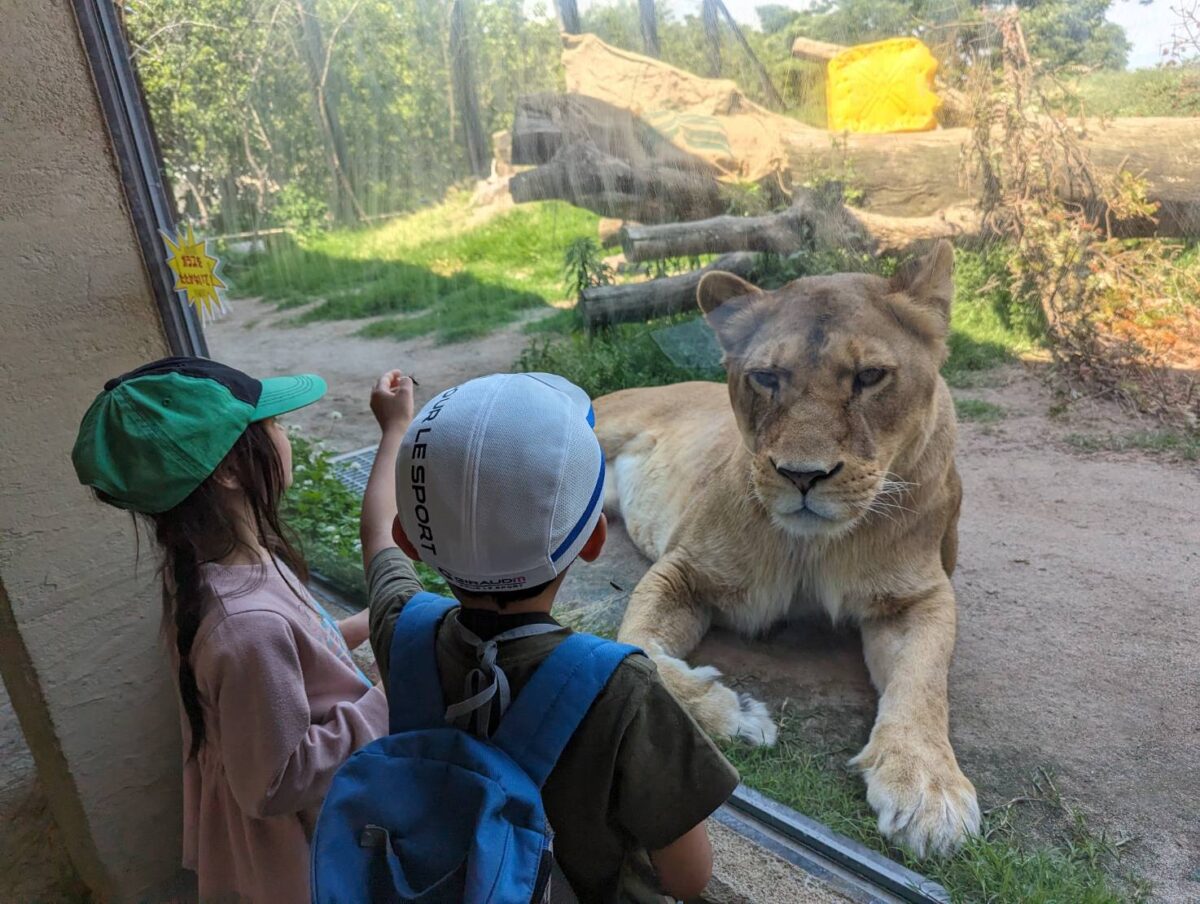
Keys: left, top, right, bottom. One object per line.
{"left": 329, "top": 445, "right": 378, "bottom": 497}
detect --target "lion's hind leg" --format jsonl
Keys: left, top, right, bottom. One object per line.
{"left": 617, "top": 552, "right": 778, "bottom": 746}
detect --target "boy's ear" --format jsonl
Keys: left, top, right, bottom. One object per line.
{"left": 579, "top": 513, "right": 607, "bottom": 563}
{"left": 392, "top": 515, "right": 422, "bottom": 562}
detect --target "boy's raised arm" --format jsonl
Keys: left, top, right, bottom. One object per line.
{"left": 360, "top": 370, "right": 415, "bottom": 571}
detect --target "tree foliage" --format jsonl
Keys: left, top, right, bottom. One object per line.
{"left": 127, "top": 0, "right": 560, "bottom": 232}
{"left": 125, "top": 0, "right": 1129, "bottom": 234}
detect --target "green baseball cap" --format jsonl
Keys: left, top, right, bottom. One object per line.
{"left": 72, "top": 356, "right": 326, "bottom": 513}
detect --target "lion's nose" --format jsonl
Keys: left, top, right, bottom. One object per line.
{"left": 776, "top": 461, "right": 843, "bottom": 493}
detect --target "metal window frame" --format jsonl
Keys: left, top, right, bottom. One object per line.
{"left": 70, "top": 0, "right": 208, "bottom": 357}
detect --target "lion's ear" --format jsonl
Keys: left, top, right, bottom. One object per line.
{"left": 697, "top": 271, "right": 763, "bottom": 316}
{"left": 889, "top": 239, "right": 954, "bottom": 332}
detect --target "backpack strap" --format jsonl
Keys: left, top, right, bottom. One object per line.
{"left": 387, "top": 592, "right": 456, "bottom": 734}
{"left": 492, "top": 634, "right": 640, "bottom": 787}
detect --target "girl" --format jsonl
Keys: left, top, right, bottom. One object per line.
{"left": 71, "top": 356, "right": 389, "bottom": 903}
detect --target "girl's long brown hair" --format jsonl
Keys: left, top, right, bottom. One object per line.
{"left": 104, "top": 421, "right": 307, "bottom": 758}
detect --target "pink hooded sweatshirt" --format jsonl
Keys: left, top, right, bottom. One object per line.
{"left": 180, "top": 560, "right": 388, "bottom": 903}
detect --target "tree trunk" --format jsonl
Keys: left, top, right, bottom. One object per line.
{"left": 554, "top": 0, "right": 580, "bottom": 34}
{"left": 784, "top": 118, "right": 1200, "bottom": 235}
{"left": 639, "top": 0, "right": 660, "bottom": 58}
{"left": 509, "top": 141, "right": 721, "bottom": 223}
{"left": 295, "top": 0, "right": 364, "bottom": 223}
{"left": 449, "top": 0, "right": 490, "bottom": 178}
{"left": 701, "top": 0, "right": 722, "bottom": 77}
{"left": 713, "top": 0, "right": 785, "bottom": 110}
{"left": 847, "top": 206, "right": 982, "bottom": 253}
{"left": 580, "top": 252, "right": 756, "bottom": 330}
{"left": 511, "top": 91, "right": 1200, "bottom": 237}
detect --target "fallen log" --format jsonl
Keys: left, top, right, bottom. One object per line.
{"left": 511, "top": 92, "right": 1200, "bottom": 236}
{"left": 618, "top": 186, "right": 870, "bottom": 260}
{"left": 510, "top": 94, "right": 723, "bottom": 222}
{"left": 782, "top": 117, "right": 1200, "bottom": 234}
{"left": 579, "top": 251, "right": 756, "bottom": 330}
{"left": 847, "top": 205, "right": 982, "bottom": 253}
{"left": 619, "top": 195, "right": 983, "bottom": 260}
{"left": 510, "top": 140, "right": 722, "bottom": 223}
{"left": 790, "top": 37, "right": 842, "bottom": 62}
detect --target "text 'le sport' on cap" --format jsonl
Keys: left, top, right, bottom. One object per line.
{"left": 396, "top": 373, "right": 604, "bottom": 592}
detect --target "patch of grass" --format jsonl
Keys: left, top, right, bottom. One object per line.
{"left": 723, "top": 714, "right": 1147, "bottom": 904}
{"left": 955, "top": 398, "right": 1006, "bottom": 423}
{"left": 1067, "top": 66, "right": 1200, "bottom": 118}
{"left": 944, "top": 246, "right": 1037, "bottom": 387}
{"left": 1065, "top": 429, "right": 1200, "bottom": 461}
{"left": 516, "top": 315, "right": 723, "bottom": 398}
{"left": 228, "top": 193, "right": 599, "bottom": 343}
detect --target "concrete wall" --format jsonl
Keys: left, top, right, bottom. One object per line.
{"left": 0, "top": 2, "right": 189, "bottom": 900}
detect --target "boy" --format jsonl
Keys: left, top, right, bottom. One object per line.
{"left": 359, "top": 369, "right": 739, "bottom": 903}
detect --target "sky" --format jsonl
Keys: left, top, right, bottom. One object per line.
{"left": 548, "top": 0, "right": 1182, "bottom": 70}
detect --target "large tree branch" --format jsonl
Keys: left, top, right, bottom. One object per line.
{"left": 579, "top": 252, "right": 756, "bottom": 331}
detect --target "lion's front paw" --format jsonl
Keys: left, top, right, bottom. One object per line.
{"left": 650, "top": 649, "right": 778, "bottom": 746}
{"left": 850, "top": 733, "right": 980, "bottom": 858}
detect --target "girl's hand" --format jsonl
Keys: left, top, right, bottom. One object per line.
{"left": 370, "top": 370, "right": 414, "bottom": 434}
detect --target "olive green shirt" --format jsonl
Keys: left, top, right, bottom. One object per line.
{"left": 366, "top": 548, "right": 739, "bottom": 904}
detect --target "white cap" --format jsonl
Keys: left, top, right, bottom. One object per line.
{"left": 396, "top": 373, "right": 604, "bottom": 593}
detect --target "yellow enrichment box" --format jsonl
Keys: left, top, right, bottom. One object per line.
{"left": 826, "top": 37, "right": 940, "bottom": 134}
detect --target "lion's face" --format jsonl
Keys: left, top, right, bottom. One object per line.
{"left": 698, "top": 242, "right": 955, "bottom": 537}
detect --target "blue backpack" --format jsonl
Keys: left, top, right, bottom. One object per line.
{"left": 312, "top": 593, "right": 639, "bottom": 904}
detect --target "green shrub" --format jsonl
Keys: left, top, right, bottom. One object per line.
{"left": 284, "top": 435, "right": 449, "bottom": 605}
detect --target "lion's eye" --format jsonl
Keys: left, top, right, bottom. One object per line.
{"left": 854, "top": 368, "right": 888, "bottom": 391}
{"left": 748, "top": 370, "right": 780, "bottom": 393}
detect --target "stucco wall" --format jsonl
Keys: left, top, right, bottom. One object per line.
{"left": 0, "top": 2, "right": 188, "bottom": 900}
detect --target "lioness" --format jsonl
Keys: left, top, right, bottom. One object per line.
{"left": 595, "top": 241, "right": 980, "bottom": 857}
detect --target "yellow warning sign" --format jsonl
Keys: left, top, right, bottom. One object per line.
{"left": 160, "top": 224, "right": 228, "bottom": 322}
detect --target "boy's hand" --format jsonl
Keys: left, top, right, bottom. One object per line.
{"left": 370, "top": 370, "right": 415, "bottom": 433}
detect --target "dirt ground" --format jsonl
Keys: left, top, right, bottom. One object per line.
{"left": 207, "top": 295, "right": 549, "bottom": 454}
{"left": 210, "top": 303, "right": 1199, "bottom": 901}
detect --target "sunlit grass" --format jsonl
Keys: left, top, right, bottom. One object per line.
{"left": 227, "top": 193, "right": 600, "bottom": 344}
{"left": 955, "top": 398, "right": 1006, "bottom": 422}
{"left": 1066, "top": 429, "right": 1200, "bottom": 461}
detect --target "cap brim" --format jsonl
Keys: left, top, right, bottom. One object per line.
{"left": 252, "top": 374, "right": 327, "bottom": 421}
